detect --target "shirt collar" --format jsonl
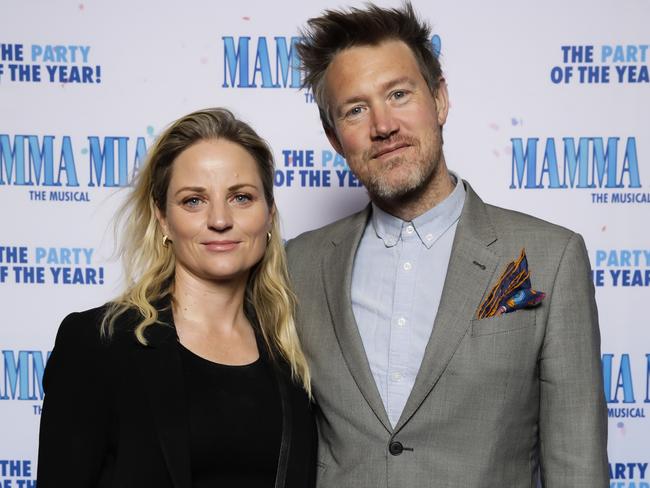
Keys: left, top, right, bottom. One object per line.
{"left": 370, "top": 172, "right": 466, "bottom": 249}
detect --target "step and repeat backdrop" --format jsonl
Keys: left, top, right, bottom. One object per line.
{"left": 1, "top": 0, "right": 648, "bottom": 485}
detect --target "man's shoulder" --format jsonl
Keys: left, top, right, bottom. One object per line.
{"left": 286, "top": 206, "right": 369, "bottom": 260}
{"left": 484, "top": 202, "right": 574, "bottom": 242}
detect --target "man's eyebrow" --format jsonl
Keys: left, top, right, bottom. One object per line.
{"left": 380, "top": 76, "right": 416, "bottom": 92}
{"left": 337, "top": 76, "right": 417, "bottom": 112}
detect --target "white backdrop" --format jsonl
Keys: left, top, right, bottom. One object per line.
{"left": 1, "top": 0, "right": 648, "bottom": 485}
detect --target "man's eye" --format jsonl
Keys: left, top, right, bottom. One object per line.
{"left": 346, "top": 106, "right": 363, "bottom": 117}
{"left": 392, "top": 90, "right": 407, "bottom": 100}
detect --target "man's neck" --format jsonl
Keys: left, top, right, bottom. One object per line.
{"left": 374, "top": 165, "right": 456, "bottom": 222}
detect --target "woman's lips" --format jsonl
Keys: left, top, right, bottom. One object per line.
{"left": 203, "top": 240, "right": 240, "bottom": 251}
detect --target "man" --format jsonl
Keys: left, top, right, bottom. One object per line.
{"left": 286, "top": 3, "right": 608, "bottom": 487}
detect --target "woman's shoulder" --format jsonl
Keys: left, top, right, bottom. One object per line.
{"left": 55, "top": 303, "right": 142, "bottom": 349}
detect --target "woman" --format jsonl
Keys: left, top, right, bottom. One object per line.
{"left": 37, "top": 108, "right": 316, "bottom": 488}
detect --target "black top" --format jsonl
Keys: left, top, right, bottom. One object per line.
{"left": 178, "top": 344, "right": 282, "bottom": 487}
{"left": 37, "top": 303, "right": 318, "bottom": 488}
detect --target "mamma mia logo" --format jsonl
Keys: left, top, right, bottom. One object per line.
{"left": 602, "top": 353, "right": 650, "bottom": 419}
{"left": 222, "top": 35, "right": 443, "bottom": 89}
{"left": 510, "top": 137, "right": 641, "bottom": 189}
{"left": 222, "top": 36, "right": 302, "bottom": 88}
{"left": 0, "top": 134, "right": 147, "bottom": 188}
{"left": 0, "top": 350, "right": 49, "bottom": 401}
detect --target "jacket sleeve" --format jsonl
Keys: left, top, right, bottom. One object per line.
{"left": 37, "top": 311, "right": 112, "bottom": 487}
{"left": 538, "top": 233, "right": 609, "bottom": 487}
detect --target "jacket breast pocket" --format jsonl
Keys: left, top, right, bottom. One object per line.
{"left": 470, "top": 309, "right": 536, "bottom": 337}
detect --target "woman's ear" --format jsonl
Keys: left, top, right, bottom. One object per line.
{"left": 154, "top": 205, "right": 170, "bottom": 238}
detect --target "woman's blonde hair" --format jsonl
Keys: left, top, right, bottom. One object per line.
{"left": 103, "top": 108, "right": 310, "bottom": 393}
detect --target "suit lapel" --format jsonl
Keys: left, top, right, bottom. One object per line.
{"left": 394, "top": 183, "right": 500, "bottom": 432}
{"left": 133, "top": 306, "right": 192, "bottom": 488}
{"left": 321, "top": 207, "right": 393, "bottom": 432}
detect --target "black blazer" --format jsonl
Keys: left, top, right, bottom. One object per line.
{"left": 37, "top": 304, "right": 317, "bottom": 488}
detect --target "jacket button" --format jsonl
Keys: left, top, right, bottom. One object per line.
{"left": 389, "top": 441, "right": 403, "bottom": 456}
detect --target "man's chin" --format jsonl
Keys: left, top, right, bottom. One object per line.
{"left": 367, "top": 177, "right": 425, "bottom": 202}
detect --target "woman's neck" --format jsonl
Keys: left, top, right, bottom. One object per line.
{"left": 171, "top": 266, "right": 249, "bottom": 335}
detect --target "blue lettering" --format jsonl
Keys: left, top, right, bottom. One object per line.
{"left": 614, "top": 354, "right": 635, "bottom": 403}
{"left": 252, "top": 37, "right": 274, "bottom": 88}
{"left": 57, "top": 136, "right": 79, "bottom": 186}
{"left": 223, "top": 36, "right": 252, "bottom": 88}
{"left": 0, "top": 134, "right": 27, "bottom": 185}
{"left": 539, "top": 138, "right": 561, "bottom": 188}
{"left": 620, "top": 137, "right": 641, "bottom": 188}
{"left": 223, "top": 36, "right": 303, "bottom": 89}
{"left": 88, "top": 136, "right": 132, "bottom": 187}
{"left": 132, "top": 136, "right": 148, "bottom": 181}
{"left": 27, "top": 136, "right": 55, "bottom": 185}
{"left": 0, "top": 135, "right": 78, "bottom": 186}
{"left": 510, "top": 138, "right": 542, "bottom": 189}
{"left": 274, "top": 36, "right": 301, "bottom": 89}
{"left": 511, "top": 137, "right": 642, "bottom": 189}
{"left": 1, "top": 351, "right": 47, "bottom": 400}
{"left": 645, "top": 353, "right": 650, "bottom": 403}
{"left": 563, "top": 137, "right": 590, "bottom": 188}
{"left": 592, "top": 137, "right": 621, "bottom": 188}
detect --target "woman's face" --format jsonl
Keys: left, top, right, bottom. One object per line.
{"left": 156, "top": 138, "right": 272, "bottom": 285}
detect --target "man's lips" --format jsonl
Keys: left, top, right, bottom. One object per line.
{"left": 203, "top": 240, "right": 241, "bottom": 251}
{"left": 371, "top": 143, "right": 410, "bottom": 159}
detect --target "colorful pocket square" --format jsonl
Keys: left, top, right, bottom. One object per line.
{"left": 476, "top": 249, "right": 545, "bottom": 319}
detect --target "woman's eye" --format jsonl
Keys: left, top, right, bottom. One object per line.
{"left": 232, "top": 193, "right": 252, "bottom": 204}
{"left": 183, "top": 197, "right": 202, "bottom": 207}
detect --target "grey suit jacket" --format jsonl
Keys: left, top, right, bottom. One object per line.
{"left": 286, "top": 182, "right": 608, "bottom": 488}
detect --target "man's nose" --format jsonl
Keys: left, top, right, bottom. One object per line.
{"left": 370, "top": 105, "right": 399, "bottom": 140}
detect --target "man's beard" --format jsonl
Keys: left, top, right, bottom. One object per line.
{"left": 361, "top": 136, "right": 440, "bottom": 202}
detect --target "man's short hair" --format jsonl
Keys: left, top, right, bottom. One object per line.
{"left": 297, "top": 1, "right": 443, "bottom": 132}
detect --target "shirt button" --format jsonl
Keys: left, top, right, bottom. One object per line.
{"left": 391, "top": 372, "right": 402, "bottom": 382}
{"left": 426, "top": 233, "right": 433, "bottom": 241}
{"left": 403, "top": 262, "right": 412, "bottom": 271}
{"left": 405, "top": 225, "right": 414, "bottom": 234}
{"left": 397, "top": 317, "right": 406, "bottom": 327}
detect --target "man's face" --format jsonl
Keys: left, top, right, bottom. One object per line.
{"left": 324, "top": 40, "right": 448, "bottom": 202}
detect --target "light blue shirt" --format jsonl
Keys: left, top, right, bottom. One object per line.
{"left": 351, "top": 175, "right": 465, "bottom": 427}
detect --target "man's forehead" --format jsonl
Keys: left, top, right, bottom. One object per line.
{"left": 325, "top": 41, "right": 422, "bottom": 97}
{"left": 329, "top": 39, "right": 415, "bottom": 65}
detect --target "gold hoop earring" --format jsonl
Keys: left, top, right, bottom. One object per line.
{"left": 162, "top": 235, "right": 170, "bottom": 247}
{"left": 267, "top": 232, "right": 272, "bottom": 243}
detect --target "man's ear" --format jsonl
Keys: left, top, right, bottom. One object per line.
{"left": 325, "top": 125, "right": 344, "bottom": 157}
{"left": 434, "top": 78, "right": 450, "bottom": 126}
